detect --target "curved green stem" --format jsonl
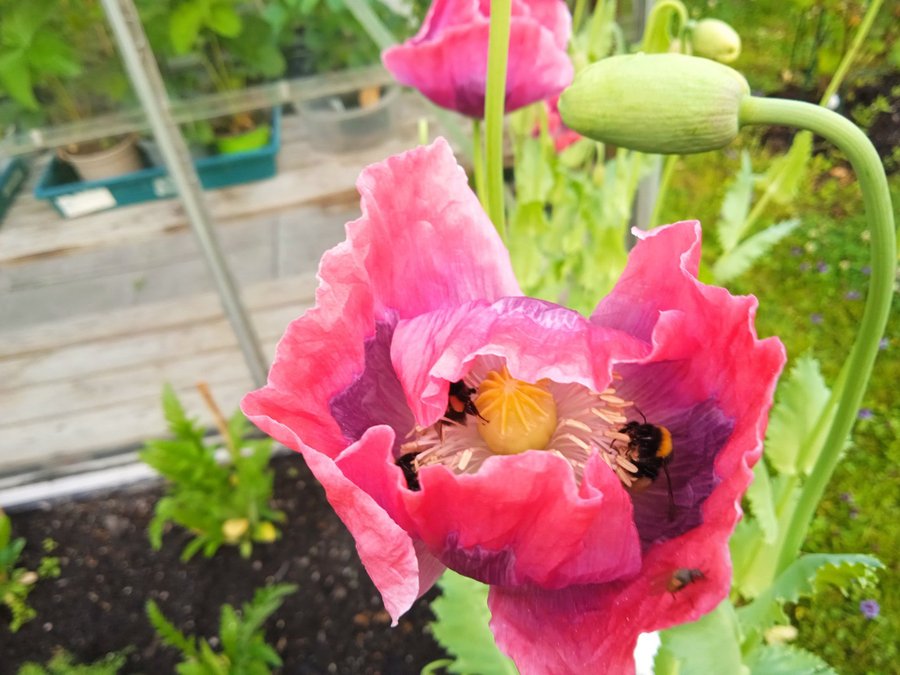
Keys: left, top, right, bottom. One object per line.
{"left": 641, "top": 0, "right": 689, "bottom": 53}
{"left": 485, "top": 0, "right": 512, "bottom": 238}
{"left": 649, "top": 153, "right": 678, "bottom": 228}
{"left": 739, "top": 96, "right": 896, "bottom": 575}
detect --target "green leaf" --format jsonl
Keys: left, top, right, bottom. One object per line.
{"left": 712, "top": 218, "right": 800, "bottom": 284}
{"left": 147, "top": 600, "right": 198, "bottom": 657}
{"left": 745, "top": 459, "right": 778, "bottom": 544}
{"left": 737, "top": 553, "right": 883, "bottom": 635}
{"left": 429, "top": 571, "right": 518, "bottom": 675}
{"left": 25, "top": 32, "right": 81, "bottom": 78}
{"left": 0, "top": 51, "right": 39, "bottom": 110}
{"left": 237, "top": 583, "right": 297, "bottom": 641}
{"left": 764, "top": 355, "right": 831, "bottom": 476}
{"left": 657, "top": 600, "right": 743, "bottom": 675}
{"left": 514, "top": 136, "right": 554, "bottom": 203}
{"left": 206, "top": 4, "right": 243, "bottom": 38}
{"left": 508, "top": 202, "right": 550, "bottom": 293}
{"left": 161, "top": 384, "right": 190, "bottom": 434}
{"left": 169, "top": 1, "right": 206, "bottom": 54}
{"left": 747, "top": 644, "right": 837, "bottom": 674}
{"left": 717, "top": 151, "right": 755, "bottom": 253}
{"left": 760, "top": 132, "right": 812, "bottom": 206}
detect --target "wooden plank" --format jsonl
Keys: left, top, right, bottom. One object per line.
{"left": 0, "top": 299, "right": 307, "bottom": 425}
{"left": 0, "top": 377, "right": 254, "bottom": 472}
{"left": 0, "top": 273, "right": 317, "bottom": 358}
{"left": 0, "top": 289, "right": 312, "bottom": 388}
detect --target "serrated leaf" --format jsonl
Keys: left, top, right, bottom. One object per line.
{"left": 737, "top": 553, "right": 883, "bottom": 634}
{"left": 764, "top": 355, "right": 831, "bottom": 476}
{"left": 747, "top": 643, "right": 837, "bottom": 674}
{"left": 712, "top": 218, "right": 800, "bottom": 283}
{"left": 161, "top": 384, "right": 190, "bottom": 433}
{"left": 760, "top": 132, "right": 812, "bottom": 206}
{"left": 746, "top": 459, "right": 778, "bottom": 544}
{"left": 147, "top": 600, "right": 197, "bottom": 657}
{"left": 429, "top": 571, "right": 518, "bottom": 675}
{"left": 238, "top": 583, "right": 297, "bottom": 640}
{"left": 657, "top": 600, "right": 743, "bottom": 675}
{"left": 219, "top": 604, "right": 239, "bottom": 655}
{"left": 717, "top": 151, "right": 755, "bottom": 252}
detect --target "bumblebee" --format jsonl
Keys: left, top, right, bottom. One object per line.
{"left": 617, "top": 413, "right": 675, "bottom": 516}
{"left": 666, "top": 568, "right": 704, "bottom": 594}
{"left": 396, "top": 452, "right": 420, "bottom": 491}
{"left": 445, "top": 380, "right": 484, "bottom": 424}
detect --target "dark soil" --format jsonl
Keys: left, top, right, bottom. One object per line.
{"left": 0, "top": 454, "right": 445, "bottom": 674}
{"left": 760, "top": 72, "right": 899, "bottom": 170}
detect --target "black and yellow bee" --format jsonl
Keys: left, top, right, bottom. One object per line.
{"left": 617, "top": 412, "right": 675, "bottom": 516}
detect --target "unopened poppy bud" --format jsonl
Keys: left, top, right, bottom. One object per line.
{"left": 559, "top": 53, "right": 750, "bottom": 154}
{"left": 691, "top": 19, "right": 741, "bottom": 63}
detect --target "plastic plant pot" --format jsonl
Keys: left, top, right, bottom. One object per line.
{"left": 215, "top": 121, "right": 272, "bottom": 155}
{"left": 299, "top": 85, "right": 400, "bottom": 153}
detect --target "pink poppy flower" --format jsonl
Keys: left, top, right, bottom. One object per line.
{"left": 242, "top": 139, "right": 785, "bottom": 674}
{"left": 382, "top": 0, "right": 574, "bottom": 118}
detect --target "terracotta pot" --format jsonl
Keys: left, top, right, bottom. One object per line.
{"left": 57, "top": 135, "right": 143, "bottom": 182}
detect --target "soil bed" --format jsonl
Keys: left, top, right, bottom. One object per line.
{"left": 1, "top": 454, "right": 445, "bottom": 674}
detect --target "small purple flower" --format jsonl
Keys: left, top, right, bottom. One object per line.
{"left": 845, "top": 290, "right": 861, "bottom": 300}
{"left": 880, "top": 338, "right": 889, "bottom": 350}
{"left": 790, "top": 246, "right": 803, "bottom": 257}
{"left": 839, "top": 492, "right": 854, "bottom": 503}
{"left": 849, "top": 507, "right": 859, "bottom": 520}
{"left": 810, "top": 313, "right": 823, "bottom": 325}
{"left": 857, "top": 408, "right": 873, "bottom": 420}
{"left": 859, "top": 600, "right": 880, "bottom": 620}
{"left": 861, "top": 265, "right": 871, "bottom": 276}
{"left": 816, "top": 261, "right": 829, "bottom": 273}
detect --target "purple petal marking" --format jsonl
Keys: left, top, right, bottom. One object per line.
{"left": 441, "top": 531, "right": 518, "bottom": 586}
{"left": 614, "top": 362, "right": 735, "bottom": 548}
{"left": 330, "top": 320, "right": 416, "bottom": 454}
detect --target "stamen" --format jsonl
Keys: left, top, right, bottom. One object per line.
{"left": 399, "top": 361, "right": 638, "bottom": 486}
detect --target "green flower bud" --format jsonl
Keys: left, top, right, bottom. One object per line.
{"left": 691, "top": 18, "right": 742, "bottom": 63}
{"left": 222, "top": 517, "right": 249, "bottom": 543}
{"left": 559, "top": 53, "right": 750, "bottom": 155}
{"left": 254, "top": 521, "right": 279, "bottom": 543}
